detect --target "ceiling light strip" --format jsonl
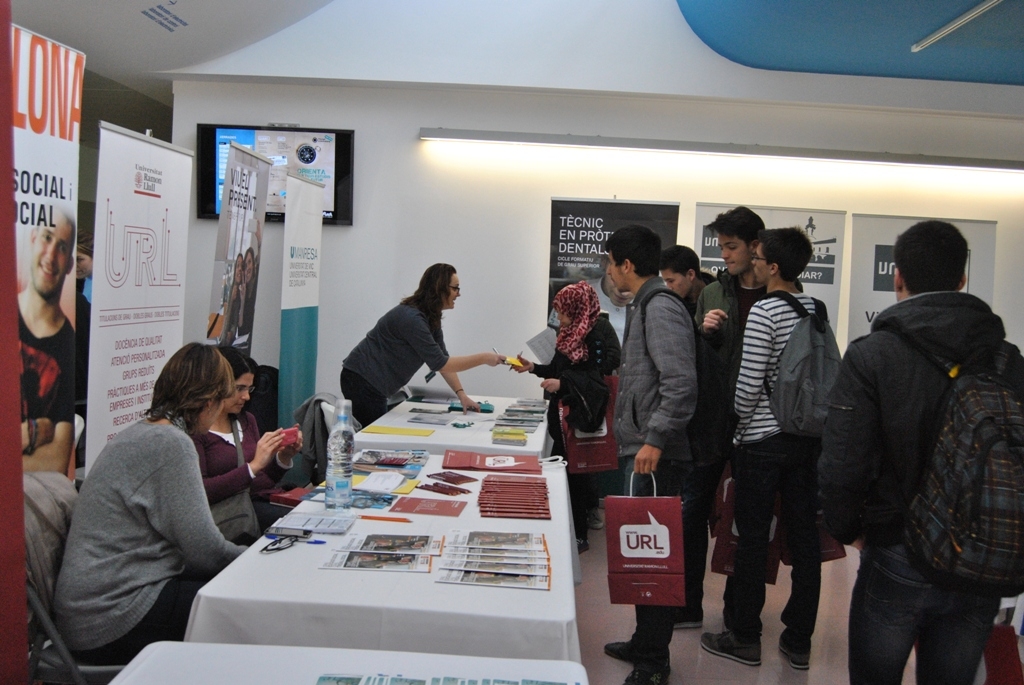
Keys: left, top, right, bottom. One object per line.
{"left": 419, "top": 128, "right": 1024, "bottom": 173}
{"left": 911, "top": 0, "right": 1004, "bottom": 53}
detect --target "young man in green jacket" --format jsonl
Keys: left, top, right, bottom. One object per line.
{"left": 681, "top": 206, "right": 766, "bottom": 629}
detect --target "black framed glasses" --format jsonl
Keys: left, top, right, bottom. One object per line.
{"left": 449, "top": 284, "right": 461, "bottom": 293}
{"left": 750, "top": 256, "right": 767, "bottom": 263}
{"left": 260, "top": 535, "right": 299, "bottom": 554}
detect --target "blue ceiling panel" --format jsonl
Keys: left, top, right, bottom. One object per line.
{"left": 676, "top": 0, "right": 1024, "bottom": 86}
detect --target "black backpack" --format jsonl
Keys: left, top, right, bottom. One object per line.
{"left": 639, "top": 288, "right": 732, "bottom": 464}
{"left": 897, "top": 333, "right": 1024, "bottom": 597}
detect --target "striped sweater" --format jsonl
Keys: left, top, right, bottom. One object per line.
{"left": 734, "top": 292, "right": 817, "bottom": 444}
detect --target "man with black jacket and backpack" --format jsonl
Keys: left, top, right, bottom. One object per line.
{"left": 820, "top": 220, "right": 1024, "bottom": 685}
{"left": 601, "top": 225, "right": 697, "bottom": 685}
{"left": 701, "top": 227, "right": 823, "bottom": 670}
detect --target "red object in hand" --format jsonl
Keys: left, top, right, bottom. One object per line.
{"left": 280, "top": 427, "right": 299, "bottom": 446}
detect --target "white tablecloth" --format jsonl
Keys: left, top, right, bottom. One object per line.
{"left": 112, "top": 642, "right": 589, "bottom": 685}
{"left": 355, "top": 397, "right": 551, "bottom": 457}
{"left": 185, "top": 454, "right": 580, "bottom": 661}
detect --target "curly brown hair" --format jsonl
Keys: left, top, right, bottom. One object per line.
{"left": 400, "top": 263, "right": 456, "bottom": 331}
{"left": 147, "top": 343, "right": 234, "bottom": 434}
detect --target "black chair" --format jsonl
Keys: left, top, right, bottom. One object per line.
{"left": 27, "top": 584, "right": 123, "bottom": 684}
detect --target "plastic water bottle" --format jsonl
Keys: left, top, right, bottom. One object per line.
{"left": 325, "top": 400, "right": 354, "bottom": 510}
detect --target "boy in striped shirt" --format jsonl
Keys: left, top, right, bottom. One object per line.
{"left": 701, "top": 227, "right": 822, "bottom": 670}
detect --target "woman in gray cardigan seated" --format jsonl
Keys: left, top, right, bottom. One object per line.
{"left": 54, "top": 343, "right": 246, "bottom": 665}
{"left": 341, "top": 263, "right": 506, "bottom": 428}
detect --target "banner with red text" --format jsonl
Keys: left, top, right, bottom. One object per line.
{"left": 13, "top": 25, "right": 84, "bottom": 473}
{"left": 84, "top": 122, "right": 193, "bottom": 474}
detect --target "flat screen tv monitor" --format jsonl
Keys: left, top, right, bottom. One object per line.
{"left": 196, "top": 124, "right": 354, "bottom": 225}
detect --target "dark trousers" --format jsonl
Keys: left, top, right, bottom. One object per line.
{"left": 622, "top": 456, "right": 686, "bottom": 666}
{"left": 340, "top": 368, "right": 388, "bottom": 429}
{"left": 547, "top": 401, "right": 598, "bottom": 543}
{"left": 849, "top": 544, "right": 999, "bottom": 685}
{"left": 681, "top": 456, "right": 729, "bottom": 617}
{"left": 73, "top": 574, "right": 212, "bottom": 665}
{"left": 731, "top": 433, "right": 821, "bottom": 651}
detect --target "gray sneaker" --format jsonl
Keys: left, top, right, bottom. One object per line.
{"left": 779, "top": 638, "right": 810, "bottom": 670}
{"left": 700, "top": 630, "right": 761, "bottom": 666}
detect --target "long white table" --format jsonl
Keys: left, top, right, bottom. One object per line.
{"left": 354, "top": 397, "right": 551, "bottom": 457}
{"left": 185, "top": 454, "right": 580, "bottom": 661}
{"left": 112, "top": 642, "right": 589, "bottom": 685}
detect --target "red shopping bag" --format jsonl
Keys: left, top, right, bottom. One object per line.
{"left": 710, "top": 465, "right": 783, "bottom": 584}
{"left": 560, "top": 376, "right": 618, "bottom": 474}
{"left": 605, "top": 473, "right": 686, "bottom": 606}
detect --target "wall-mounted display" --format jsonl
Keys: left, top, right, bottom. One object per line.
{"left": 196, "top": 124, "right": 354, "bottom": 225}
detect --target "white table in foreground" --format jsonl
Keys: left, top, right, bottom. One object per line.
{"left": 355, "top": 397, "right": 551, "bottom": 457}
{"left": 112, "top": 642, "right": 588, "bottom": 685}
{"left": 185, "top": 455, "right": 579, "bottom": 661}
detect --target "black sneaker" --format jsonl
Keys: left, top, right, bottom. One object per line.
{"left": 779, "top": 637, "right": 810, "bottom": 670}
{"left": 604, "top": 640, "right": 639, "bottom": 663}
{"left": 700, "top": 630, "right": 761, "bottom": 666}
{"left": 576, "top": 538, "right": 590, "bottom": 554}
{"left": 673, "top": 606, "right": 703, "bottom": 629}
{"left": 623, "top": 661, "right": 670, "bottom": 685}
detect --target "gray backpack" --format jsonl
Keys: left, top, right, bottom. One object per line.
{"left": 763, "top": 292, "right": 841, "bottom": 437}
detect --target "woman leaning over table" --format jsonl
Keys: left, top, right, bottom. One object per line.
{"left": 340, "top": 263, "right": 505, "bottom": 428}
{"left": 54, "top": 343, "right": 246, "bottom": 666}
{"left": 194, "top": 346, "right": 303, "bottom": 534}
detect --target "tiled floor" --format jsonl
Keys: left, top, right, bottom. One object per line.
{"left": 574, "top": 528, "right": 920, "bottom": 685}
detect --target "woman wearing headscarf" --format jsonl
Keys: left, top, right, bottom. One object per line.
{"left": 516, "top": 281, "right": 620, "bottom": 552}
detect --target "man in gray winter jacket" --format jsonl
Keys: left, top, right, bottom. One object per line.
{"left": 601, "top": 225, "right": 697, "bottom": 685}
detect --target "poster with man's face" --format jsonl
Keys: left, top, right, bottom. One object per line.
{"left": 13, "top": 25, "right": 85, "bottom": 471}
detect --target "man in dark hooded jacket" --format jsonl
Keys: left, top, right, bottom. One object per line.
{"left": 819, "top": 220, "right": 1024, "bottom": 685}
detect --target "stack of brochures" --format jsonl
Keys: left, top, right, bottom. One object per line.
{"left": 436, "top": 530, "right": 551, "bottom": 590}
{"left": 492, "top": 427, "right": 528, "bottom": 446}
{"left": 320, "top": 533, "right": 443, "bottom": 573}
{"left": 493, "top": 414, "right": 543, "bottom": 433}
{"left": 353, "top": 449, "right": 429, "bottom": 478}
{"left": 478, "top": 474, "right": 550, "bottom": 520}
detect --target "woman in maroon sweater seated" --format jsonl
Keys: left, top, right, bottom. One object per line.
{"left": 194, "top": 347, "right": 304, "bottom": 534}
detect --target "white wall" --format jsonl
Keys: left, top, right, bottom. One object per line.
{"left": 172, "top": 80, "right": 1024, "bottom": 406}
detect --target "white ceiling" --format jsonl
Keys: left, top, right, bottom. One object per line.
{"left": 11, "top": 0, "right": 333, "bottom": 103}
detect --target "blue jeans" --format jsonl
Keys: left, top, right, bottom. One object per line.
{"left": 849, "top": 544, "right": 999, "bottom": 685}
{"left": 731, "top": 433, "right": 821, "bottom": 650}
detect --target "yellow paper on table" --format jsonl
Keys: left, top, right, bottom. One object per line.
{"left": 361, "top": 425, "right": 435, "bottom": 437}
{"left": 352, "top": 475, "right": 419, "bottom": 495}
